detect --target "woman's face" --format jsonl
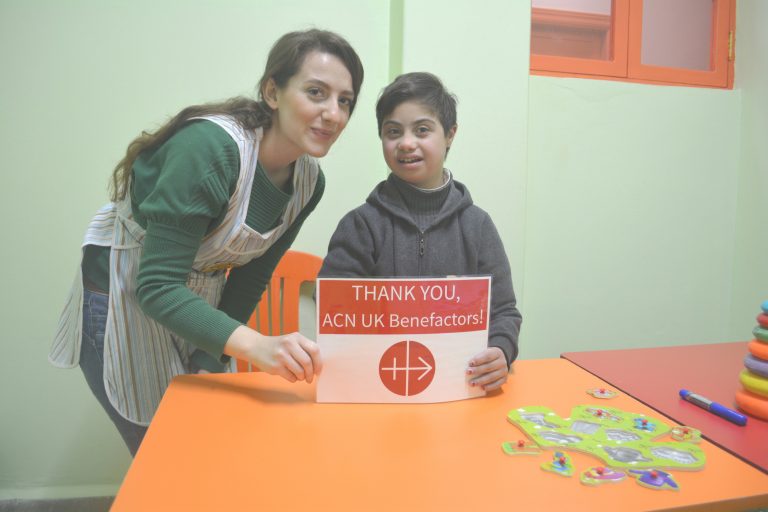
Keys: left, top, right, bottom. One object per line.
{"left": 265, "top": 51, "right": 355, "bottom": 158}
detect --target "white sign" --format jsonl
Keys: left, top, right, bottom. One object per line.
{"left": 316, "top": 277, "right": 491, "bottom": 403}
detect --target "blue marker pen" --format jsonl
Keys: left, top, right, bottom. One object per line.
{"left": 679, "top": 389, "right": 747, "bottom": 426}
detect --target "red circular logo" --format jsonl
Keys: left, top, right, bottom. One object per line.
{"left": 378, "top": 340, "right": 436, "bottom": 396}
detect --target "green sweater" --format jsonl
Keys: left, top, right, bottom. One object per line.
{"left": 82, "top": 120, "right": 324, "bottom": 371}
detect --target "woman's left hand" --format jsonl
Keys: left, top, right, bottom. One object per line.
{"left": 467, "top": 347, "right": 509, "bottom": 391}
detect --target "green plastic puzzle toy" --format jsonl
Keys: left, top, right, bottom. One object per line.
{"left": 505, "top": 405, "right": 705, "bottom": 472}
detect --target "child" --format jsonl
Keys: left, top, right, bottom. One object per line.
{"left": 319, "top": 72, "right": 521, "bottom": 391}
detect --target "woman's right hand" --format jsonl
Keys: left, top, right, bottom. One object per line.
{"left": 223, "top": 325, "right": 322, "bottom": 383}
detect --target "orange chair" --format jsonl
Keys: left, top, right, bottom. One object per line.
{"left": 236, "top": 250, "right": 323, "bottom": 372}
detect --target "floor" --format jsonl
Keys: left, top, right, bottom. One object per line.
{"left": 0, "top": 497, "right": 113, "bottom": 512}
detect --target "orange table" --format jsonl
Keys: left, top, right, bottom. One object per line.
{"left": 111, "top": 359, "right": 768, "bottom": 512}
{"left": 562, "top": 342, "right": 768, "bottom": 473}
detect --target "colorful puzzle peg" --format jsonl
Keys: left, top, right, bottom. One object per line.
{"left": 634, "top": 417, "right": 656, "bottom": 432}
{"left": 629, "top": 469, "right": 679, "bottom": 491}
{"left": 501, "top": 439, "right": 541, "bottom": 456}
{"left": 580, "top": 466, "right": 627, "bottom": 486}
{"left": 671, "top": 426, "right": 702, "bottom": 443}
{"left": 541, "top": 451, "right": 574, "bottom": 477}
{"left": 585, "top": 406, "right": 621, "bottom": 422}
{"left": 587, "top": 387, "right": 618, "bottom": 399}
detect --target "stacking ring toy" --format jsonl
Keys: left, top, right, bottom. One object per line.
{"left": 749, "top": 340, "right": 768, "bottom": 360}
{"left": 758, "top": 314, "right": 768, "bottom": 328}
{"left": 753, "top": 326, "right": 768, "bottom": 342}
{"left": 735, "top": 389, "right": 768, "bottom": 421}
{"left": 739, "top": 369, "right": 768, "bottom": 397}
{"left": 762, "top": 300, "right": 768, "bottom": 314}
{"left": 744, "top": 354, "right": 768, "bottom": 378}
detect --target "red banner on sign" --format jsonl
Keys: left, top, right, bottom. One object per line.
{"left": 317, "top": 278, "right": 490, "bottom": 335}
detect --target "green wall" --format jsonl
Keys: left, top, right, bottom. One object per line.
{"left": 400, "top": 0, "right": 531, "bottom": 291}
{"left": 0, "top": 0, "right": 390, "bottom": 499}
{"left": 1, "top": 0, "right": 765, "bottom": 500}
{"left": 525, "top": 77, "right": 741, "bottom": 353}
{"left": 731, "top": 0, "right": 768, "bottom": 336}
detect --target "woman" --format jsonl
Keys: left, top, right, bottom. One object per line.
{"left": 49, "top": 29, "right": 364, "bottom": 455}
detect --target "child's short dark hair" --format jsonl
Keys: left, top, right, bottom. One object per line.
{"left": 375, "top": 72, "right": 457, "bottom": 136}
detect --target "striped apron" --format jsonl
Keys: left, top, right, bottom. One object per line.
{"left": 49, "top": 115, "right": 320, "bottom": 425}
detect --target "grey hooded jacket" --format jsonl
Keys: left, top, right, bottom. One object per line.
{"left": 319, "top": 174, "right": 521, "bottom": 366}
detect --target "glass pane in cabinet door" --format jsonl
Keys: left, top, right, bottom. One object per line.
{"left": 531, "top": 0, "right": 614, "bottom": 60}
{"left": 641, "top": 0, "right": 714, "bottom": 71}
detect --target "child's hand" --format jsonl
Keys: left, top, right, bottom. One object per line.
{"left": 467, "top": 347, "right": 509, "bottom": 391}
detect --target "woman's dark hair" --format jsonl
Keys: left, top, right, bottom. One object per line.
{"left": 109, "top": 29, "right": 364, "bottom": 201}
{"left": 375, "top": 72, "right": 457, "bottom": 136}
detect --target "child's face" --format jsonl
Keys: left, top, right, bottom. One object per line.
{"left": 380, "top": 101, "right": 456, "bottom": 189}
